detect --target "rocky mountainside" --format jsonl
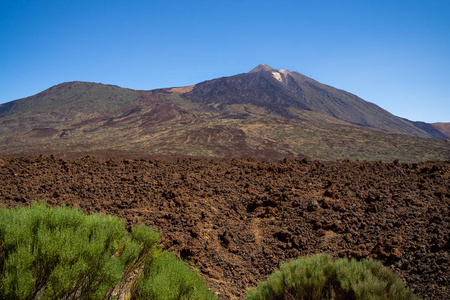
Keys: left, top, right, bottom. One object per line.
{"left": 183, "top": 64, "right": 446, "bottom": 138}
{"left": 0, "top": 65, "right": 448, "bottom": 161}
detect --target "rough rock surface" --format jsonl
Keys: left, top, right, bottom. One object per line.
{"left": 0, "top": 156, "right": 448, "bottom": 299}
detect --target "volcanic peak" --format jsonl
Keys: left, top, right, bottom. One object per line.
{"left": 248, "top": 64, "right": 294, "bottom": 84}
{"left": 248, "top": 64, "right": 278, "bottom": 73}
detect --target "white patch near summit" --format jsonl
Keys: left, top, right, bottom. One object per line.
{"left": 271, "top": 71, "right": 283, "bottom": 82}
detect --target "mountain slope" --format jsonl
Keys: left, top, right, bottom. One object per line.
{"left": 0, "top": 66, "right": 448, "bottom": 162}
{"left": 431, "top": 122, "right": 450, "bottom": 138}
{"left": 0, "top": 82, "right": 141, "bottom": 117}
{"left": 183, "top": 64, "right": 442, "bottom": 138}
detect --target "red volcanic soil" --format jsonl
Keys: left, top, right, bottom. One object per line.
{"left": 0, "top": 156, "right": 448, "bottom": 299}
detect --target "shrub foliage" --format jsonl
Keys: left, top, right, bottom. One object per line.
{"left": 132, "top": 251, "right": 217, "bottom": 300}
{"left": 246, "top": 254, "right": 420, "bottom": 300}
{"left": 0, "top": 203, "right": 216, "bottom": 300}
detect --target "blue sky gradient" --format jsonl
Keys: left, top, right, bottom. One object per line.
{"left": 1, "top": 0, "right": 449, "bottom": 122}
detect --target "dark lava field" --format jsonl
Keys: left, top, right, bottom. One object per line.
{"left": 0, "top": 155, "right": 448, "bottom": 299}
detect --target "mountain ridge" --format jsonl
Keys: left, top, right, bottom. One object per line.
{"left": 0, "top": 65, "right": 448, "bottom": 162}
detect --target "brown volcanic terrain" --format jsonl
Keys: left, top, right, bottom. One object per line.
{"left": 0, "top": 155, "right": 448, "bottom": 299}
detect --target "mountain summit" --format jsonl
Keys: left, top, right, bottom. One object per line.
{"left": 0, "top": 65, "right": 448, "bottom": 161}
{"left": 249, "top": 64, "right": 293, "bottom": 86}
{"left": 248, "top": 64, "right": 278, "bottom": 73}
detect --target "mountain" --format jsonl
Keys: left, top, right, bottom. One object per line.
{"left": 0, "top": 65, "right": 449, "bottom": 162}
{"left": 184, "top": 64, "right": 446, "bottom": 138}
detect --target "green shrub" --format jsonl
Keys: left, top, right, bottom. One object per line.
{"left": 0, "top": 203, "right": 127, "bottom": 299}
{"left": 0, "top": 203, "right": 216, "bottom": 300}
{"left": 246, "top": 254, "right": 420, "bottom": 300}
{"left": 132, "top": 251, "right": 217, "bottom": 300}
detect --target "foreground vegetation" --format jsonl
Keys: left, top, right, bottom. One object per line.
{"left": 246, "top": 254, "right": 420, "bottom": 300}
{"left": 0, "top": 204, "right": 421, "bottom": 299}
{"left": 0, "top": 203, "right": 216, "bottom": 300}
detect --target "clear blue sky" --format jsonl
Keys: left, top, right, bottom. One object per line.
{"left": 1, "top": 0, "right": 449, "bottom": 123}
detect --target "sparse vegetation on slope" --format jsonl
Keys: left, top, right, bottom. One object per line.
{"left": 0, "top": 66, "right": 449, "bottom": 162}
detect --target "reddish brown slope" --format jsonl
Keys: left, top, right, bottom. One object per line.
{"left": 0, "top": 156, "right": 448, "bottom": 299}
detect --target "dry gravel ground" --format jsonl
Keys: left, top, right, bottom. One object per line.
{"left": 0, "top": 155, "right": 448, "bottom": 299}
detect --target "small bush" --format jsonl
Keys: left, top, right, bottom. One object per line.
{"left": 0, "top": 203, "right": 216, "bottom": 300}
{"left": 246, "top": 254, "right": 420, "bottom": 300}
{"left": 132, "top": 251, "right": 217, "bottom": 300}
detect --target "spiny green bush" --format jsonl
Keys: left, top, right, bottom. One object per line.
{"left": 246, "top": 254, "right": 420, "bottom": 300}
{"left": 0, "top": 203, "right": 216, "bottom": 300}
